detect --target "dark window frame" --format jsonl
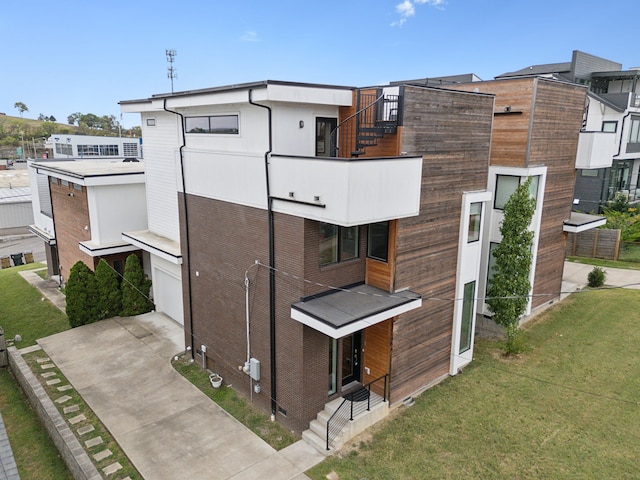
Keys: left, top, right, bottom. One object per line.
{"left": 185, "top": 115, "right": 239, "bottom": 135}
{"left": 319, "top": 223, "right": 359, "bottom": 266}
{"left": 367, "top": 221, "right": 390, "bottom": 263}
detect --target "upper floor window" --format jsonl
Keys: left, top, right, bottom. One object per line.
{"left": 185, "top": 115, "right": 239, "bottom": 134}
{"left": 55, "top": 143, "right": 72, "bottom": 156}
{"left": 468, "top": 203, "right": 482, "bottom": 243}
{"left": 602, "top": 121, "right": 617, "bottom": 133}
{"left": 629, "top": 117, "right": 640, "bottom": 144}
{"left": 367, "top": 221, "right": 389, "bottom": 262}
{"left": 494, "top": 175, "right": 539, "bottom": 210}
{"left": 319, "top": 223, "right": 359, "bottom": 266}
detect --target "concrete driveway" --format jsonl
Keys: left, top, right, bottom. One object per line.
{"left": 37, "top": 313, "right": 322, "bottom": 479}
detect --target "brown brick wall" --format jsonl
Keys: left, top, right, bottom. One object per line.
{"left": 50, "top": 179, "right": 92, "bottom": 281}
{"left": 179, "top": 194, "right": 368, "bottom": 432}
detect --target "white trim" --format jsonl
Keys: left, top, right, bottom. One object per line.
{"left": 78, "top": 241, "right": 139, "bottom": 257}
{"left": 291, "top": 298, "right": 422, "bottom": 339}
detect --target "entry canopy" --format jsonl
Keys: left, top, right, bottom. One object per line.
{"left": 291, "top": 284, "right": 422, "bottom": 339}
{"left": 563, "top": 212, "right": 606, "bottom": 233}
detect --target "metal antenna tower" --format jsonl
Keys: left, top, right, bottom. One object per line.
{"left": 166, "top": 49, "right": 177, "bottom": 93}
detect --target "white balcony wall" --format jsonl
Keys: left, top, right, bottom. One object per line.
{"left": 576, "top": 131, "right": 616, "bottom": 169}
{"left": 27, "top": 161, "right": 55, "bottom": 237}
{"left": 269, "top": 155, "right": 423, "bottom": 226}
{"left": 87, "top": 184, "right": 148, "bottom": 245}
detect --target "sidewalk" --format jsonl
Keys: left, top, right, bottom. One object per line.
{"left": 18, "top": 269, "right": 66, "bottom": 312}
{"left": 562, "top": 261, "right": 640, "bottom": 291}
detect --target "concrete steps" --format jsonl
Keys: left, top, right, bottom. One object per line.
{"left": 302, "top": 393, "right": 389, "bottom": 455}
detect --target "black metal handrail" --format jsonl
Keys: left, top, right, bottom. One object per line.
{"left": 330, "top": 92, "right": 399, "bottom": 158}
{"left": 325, "top": 374, "right": 389, "bottom": 451}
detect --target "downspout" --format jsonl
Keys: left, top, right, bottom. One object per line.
{"left": 163, "top": 99, "right": 195, "bottom": 358}
{"left": 248, "top": 88, "right": 277, "bottom": 418}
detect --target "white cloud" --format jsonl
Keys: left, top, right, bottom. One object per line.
{"left": 392, "top": 0, "right": 446, "bottom": 27}
{"left": 241, "top": 31, "right": 260, "bottom": 42}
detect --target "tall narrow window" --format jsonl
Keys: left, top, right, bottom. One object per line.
{"left": 340, "top": 226, "right": 359, "bottom": 261}
{"left": 468, "top": 202, "right": 482, "bottom": 243}
{"left": 367, "top": 221, "right": 389, "bottom": 262}
{"left": 459, "top": 281, "right": 476, "bottom": 353}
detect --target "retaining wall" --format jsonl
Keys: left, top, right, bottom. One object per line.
{"left": 7, "top": 346, "right": 101, "bottom": 480}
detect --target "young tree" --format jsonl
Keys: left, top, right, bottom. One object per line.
{"left": 95, "top": 259, "right": 122, "bottom": 319}
{"left": 13, "top": 102, "right": 28, "bottom": 117}
{"left": 486, "top": 177, "right": 536, "bottom": 355}
{"left": 121, "top": 254, "right": 153, "bottom": 316}
{"left": 65, "top": 261, "right": 99, "bottom": 328}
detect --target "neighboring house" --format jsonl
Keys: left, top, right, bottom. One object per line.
{"left": 28, "top": 161, "right": 147, "bottom": 283}
{"left": 46, "top": 134, "right": 142, "bottom": 161}
{"left": 29, "top": 133, "right": 143, "bottom": 278}
{"left": 496, "top": 50, "right": 640, "bottom": 213}
{"left": 445, "top": 77, "right": 605, "bottom": 332}
{"left": 121, "top": 80, "right": 496, "bottom": 443}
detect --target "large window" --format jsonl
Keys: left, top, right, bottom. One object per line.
{"left": 468, "top": 203, "right": 482, "bottom": 243}
{"left": 459, "top": 281, "right": 476, "bottom": 353}
{"left": 185, "top": 115, "right": 239, "bottom": 134}
{"left": 367, "top": 221, "right": 389, "bottom": 262}
{"left": 54, "top": 143, "right": 72, "bottom": 156}
{"left": 319, "top": 223, "right": 359, "bottom": 266}
{"left": 494, "top": 175, "right": 540, "bottom": 210}
{"left": 77, "top": 145, "right": 120, "bottom": 157}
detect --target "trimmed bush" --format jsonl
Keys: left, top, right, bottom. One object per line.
{"left": 65, "top": 261, "right": 99, "bottom": 327}
{"left": 587, "top": 266, "right": 606, "bottom": 288}
{"left": 121, "top": 254, "right": 153, "bottom": 316}
{"left": 95, "top": 259, "right": 122, "bottom": 319}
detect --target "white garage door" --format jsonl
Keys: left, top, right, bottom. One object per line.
{"left": 153, "top": 268, "right": 184, "bottom": 326}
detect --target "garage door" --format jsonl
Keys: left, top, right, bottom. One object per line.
{"left": 153, "top": 268, "right": 184, "bottom": 325}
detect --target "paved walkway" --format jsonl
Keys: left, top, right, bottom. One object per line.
{"left": 562, "top": 261, "right": 640, "bottom": 291}
{"left": 36, "top": 313, "right": 323, "bottom": 479}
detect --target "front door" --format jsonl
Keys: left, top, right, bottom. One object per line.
{"left": 316, "top": 117, "right": 337, "bottom": 157}
{"left": 341, "top": 331, "right": 361, "bottom": 386}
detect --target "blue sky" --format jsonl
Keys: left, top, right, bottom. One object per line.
{"left": 2, "top": 0, "right": 639, "bottom": 128}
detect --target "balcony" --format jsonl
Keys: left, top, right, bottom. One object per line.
{"left": 576, "top": 131, "right": 616, "bottom": 169}
{"left": 268, "top": 154, "right": 423, "bottom": 226}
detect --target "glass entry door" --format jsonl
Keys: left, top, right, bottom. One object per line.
{"left": 341, "top": 331, "right": 362, "bottom": 386}
{"left": 316, "top": 117, "right": 337, "bottom": 157}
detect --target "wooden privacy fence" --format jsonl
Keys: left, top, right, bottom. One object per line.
{"left": 565, "top": 229, "right": 621, "bottom": 261}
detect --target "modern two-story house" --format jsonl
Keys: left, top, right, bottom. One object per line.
{"left": 121, "top": 80, "right": 496, "bottom": 443}
{"left": 497, "top": 50, "right": 640, "bottom": 213}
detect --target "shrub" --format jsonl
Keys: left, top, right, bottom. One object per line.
{"left": 587, "top": 266, "right": 606, "bottom": 288}
{"left": 95, "top": 259, "right": 122, "bottom": 319}
{"left": 65, "top": 261, "right": 99, "bottom": 327}
{"left": 121, "top": 254, "right": 153, "bottom": 316}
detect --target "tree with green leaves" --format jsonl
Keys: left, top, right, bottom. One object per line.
{"left": 486, "top": 177, "right": 536, "bottom": 355}
{"left": 95, "top": 259, "right": 122, "bottom": 319}
{"left": 121, "top": 254, "right": 153, "bottom": 316}
{"left": 13, "top": 102, "right": 28, "bottom": 117}
{"left": 65, "top": 261, "right": 99, "bottom": 328}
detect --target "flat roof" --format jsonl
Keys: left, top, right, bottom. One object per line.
{"left": 291, "top": 284, "right": 421, "bottom": 339}
{"left": 31, "top": 160, "right": 144, "bottom": 186}
{"left": 564, "top": 212, "right": 607, "bottom": 233}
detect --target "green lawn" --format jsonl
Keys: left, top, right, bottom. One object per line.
{"left": 0, "top": 264, "right": 72, "bottom": 479}
{"left": 0, "top": 263, "right": 69, "bottom": 346}
{"left": 308, "top": 289, "right": 640, "bottom": 480}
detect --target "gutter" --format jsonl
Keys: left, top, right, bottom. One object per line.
{"left": 248, "top": 88, "right": 277, "bottom": 418}
{"left": 163, "top": 99, "right": 195, "bottom": 358}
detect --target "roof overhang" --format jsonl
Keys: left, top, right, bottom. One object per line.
{"left": 564, "top": 212, "right": 606, "bottom": 233}
{"left": 28, "top": 224, "right": 55, "bottom": 245}
{"left": 291, "top": 284, "right": 422, "bottom": 339}
{"left": 79, "top": 240, "right": 140, "bottom": 257}
{"left": 122, "top": 230, "right": 182, "bottom": 264}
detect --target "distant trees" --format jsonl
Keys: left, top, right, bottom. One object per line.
{"left": 37, "top": 114, "right": 57, "bottom": 122}
{"left": 65, "top": 255, "right": 153, "bottom": 328}
{"left": 13, "top": 102, "right": 28, "bottom": 117}
{"left": 67, "top": 112, "right": 119, "bottom": 132}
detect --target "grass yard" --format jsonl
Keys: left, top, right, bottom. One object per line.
{"left": 0, "top": 264, "right": 72, "bottom": 478}
{"left": 172, "top": 355, "right": 299, "bottom": 450}
{"left": 0, "top": 263, "right": 69, "bottom": 346}
{"left": 308, "top": 289, "right": 640, "bottom": 480}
